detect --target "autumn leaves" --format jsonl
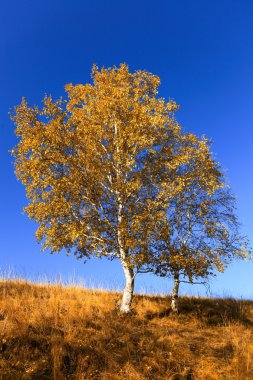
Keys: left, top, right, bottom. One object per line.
{"left": 12, "top": 64, "right": 250, "bottom": 313}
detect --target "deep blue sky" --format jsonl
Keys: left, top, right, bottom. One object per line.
{"left": 1, "top": 0, "right": 253, "bottom": 297}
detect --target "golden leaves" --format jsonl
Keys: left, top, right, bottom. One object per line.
{"left": 12, "top": 63, "right": 250, "bottom": 278}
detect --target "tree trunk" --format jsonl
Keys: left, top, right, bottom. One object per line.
{"left": 114, "top": 124, "right": 135, "bottom": 313}
{"left": 120, "top": 260, "right": 135, "bottom": 313}
{"left": 171, "top": 271, "right": 180, "bottom": 313}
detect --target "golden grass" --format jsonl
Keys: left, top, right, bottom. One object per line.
{"left": 1, "top": 280, "right": 253, "bottom": 379}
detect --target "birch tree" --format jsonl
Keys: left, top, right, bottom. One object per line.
{"left": 145, "top": 146, "right": 250, "bottom": 312}
{"left": 11, "top": 64, "right": 189, "bottom": 313}
{"left": 12, "top": 64, "right": 235, "bottom": 313}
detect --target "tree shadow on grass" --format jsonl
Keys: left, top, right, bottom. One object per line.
{"left": 145, "top": 307, "right": 172, "bottom": 320}
{"left": 181, "top": 297, "right": 253, "bottom": 326}
{"left": 144, "top": 296, "right": 253, "bottom": 327}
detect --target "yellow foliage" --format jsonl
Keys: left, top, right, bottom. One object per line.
{"left": 12, "top": 64, "right": 215, "bottom": 270}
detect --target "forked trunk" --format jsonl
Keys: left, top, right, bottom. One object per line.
{"left": 120, "top": 260, "right": 135, "bottom": 313}
{"left": 171, "top": 271, "right": 180, "bottom": 313}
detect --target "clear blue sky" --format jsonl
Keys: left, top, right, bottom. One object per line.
{"left": 1, "top": 0, "right": 253, "bottom": 298}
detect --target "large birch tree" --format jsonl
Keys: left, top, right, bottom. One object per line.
{"left": 12, "top": 64, "right": 228, "bottom": 313}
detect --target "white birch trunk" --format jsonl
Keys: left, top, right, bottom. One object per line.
{"left": 117, "top": 202, "right": 135, "bottom": 313}
{"left": 114, "top": 121, "right": 135, "bottom": 313}
{"left": 120, "top": 260, "right": 135, "bottom": 313}
{"left": 171, "top": 271, "right": 180, "bottom": 313}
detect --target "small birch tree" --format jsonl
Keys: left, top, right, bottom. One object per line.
{"left": 12, "top": 64, "right": 201, "bottom": 313}
{"left": 145, "top": 144, "right": 250, "bottom": 312}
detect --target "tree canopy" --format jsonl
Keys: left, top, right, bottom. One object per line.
{"left": 12, "top": 64, "right": 249, "bottom": 312}
{"left": 143, "top": 143, "right": 250, "bottom": 311}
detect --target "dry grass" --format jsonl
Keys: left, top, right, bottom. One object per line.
{"left": 1, "top": 280, "right": 253, "bottom": 379}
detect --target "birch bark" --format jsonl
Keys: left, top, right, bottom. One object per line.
{"left": 114, "top": 122, "right": 135, "bottom": 313}
{"left": 117, "top": 200, "right": 135, "bottom": 313}
{"left": 171, "top": 271, "right": 180, "bottom": 313}
{"left": 120, "top": 259, "right": 135, "bottom": 313}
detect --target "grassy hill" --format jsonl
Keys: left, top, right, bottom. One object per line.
{"left": 0, "top": 280, "right": 253, "bottom": 379}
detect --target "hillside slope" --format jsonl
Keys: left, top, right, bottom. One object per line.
{"left": 0, "top": 280, "right": 253, "bottom": 379}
